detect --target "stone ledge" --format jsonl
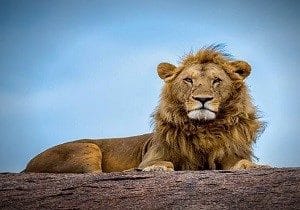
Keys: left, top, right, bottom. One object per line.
{"left": 0, "top": 168, "right": 299, "bottom": 209}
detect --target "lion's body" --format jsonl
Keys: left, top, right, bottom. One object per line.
{"left": 24, "top": 46, "right": 264, "bottom": 173}
{"left": 25, "top": 134, "right": 151, "bottom": 173}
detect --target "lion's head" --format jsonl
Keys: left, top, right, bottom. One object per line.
{"left": 156, "top": 46, "right": 253, "bottom": 124}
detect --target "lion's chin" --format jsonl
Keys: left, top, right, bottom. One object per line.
{"left": 187, "top": 109, "right": 216, "bottom": 121}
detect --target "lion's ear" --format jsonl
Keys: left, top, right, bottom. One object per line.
{"left": 157, "top": 62, "right": 177, "bottom": 82}
{"left": 230, "top": 61, "right": 251, "bottom": 80}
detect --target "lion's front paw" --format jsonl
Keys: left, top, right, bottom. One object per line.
{"left": 142, "top": 165, "right": 174, "bottom": 172}
{"left": 232, "top": 159, "right": 258, "bottom": 170}
{"left": 232, "top": 159, "right": 272, "bottom": 170}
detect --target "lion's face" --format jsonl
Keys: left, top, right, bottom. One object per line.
{"left": 157, "top": 59, "right": 251, "bottom": 121}
{"left": 176, "top": 63, "right": 233, "bottom": 121}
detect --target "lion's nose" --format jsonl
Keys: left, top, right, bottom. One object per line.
{"left": 192, "top": 96, "right": 213, "bottom": 104}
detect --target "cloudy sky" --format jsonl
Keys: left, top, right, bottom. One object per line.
{"left": 0, "top": 0, "right": 299, "bottom": 172}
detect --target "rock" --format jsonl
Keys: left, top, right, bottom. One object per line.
{"left": 0, "top": 168, "right": 299, "bottom": 209}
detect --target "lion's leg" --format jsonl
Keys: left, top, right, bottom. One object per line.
{"left": 138, "top": 144, "right": 174, "bottom": 172}
{"left": 25, "top": 143, "right": 102, "bottom": 173}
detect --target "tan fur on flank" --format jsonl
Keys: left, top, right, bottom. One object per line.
{"left": 24, "top": 45, "right": 264, "bottom": 173}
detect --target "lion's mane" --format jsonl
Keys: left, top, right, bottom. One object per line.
{"left": 151, "top": 46, "right": 264, "bottom": 170}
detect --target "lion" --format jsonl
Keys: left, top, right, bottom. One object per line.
{"left": 24, "top": 45, "right": 264, "bottom": 173}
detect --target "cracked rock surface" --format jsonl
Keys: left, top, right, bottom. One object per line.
{"left": 0, "top": 168, "right": 299, "bottom": 209}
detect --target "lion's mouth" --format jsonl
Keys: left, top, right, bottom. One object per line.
{"left": 187, "top": 108, "right": 217, "bottom": 121}
{"left": 190, "top": 107, "right": 217, "bottom": 114}
{"left": 196, "top": 107, "right": 216, "bottom": 113}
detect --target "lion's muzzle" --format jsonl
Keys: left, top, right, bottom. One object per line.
{"left": 187, "top": 95, "right": 217, "bottom": 121}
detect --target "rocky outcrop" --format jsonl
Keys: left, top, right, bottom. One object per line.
{"left": 0, "top": 168, "right": 299, "bottom": 209}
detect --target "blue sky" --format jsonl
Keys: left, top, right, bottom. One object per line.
{"left": 0, "top": 0, "right": 299, "bottom": 172}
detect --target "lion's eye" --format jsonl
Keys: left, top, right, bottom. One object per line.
{"left": 183, "top": 78, "right": 193, "bottom": 84}
{"left": 213, "top": 77, "right": 222, "bottom": 85}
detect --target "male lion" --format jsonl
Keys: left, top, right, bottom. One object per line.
{"left": 24, "top": 45, "right": 264, "bottom": 173}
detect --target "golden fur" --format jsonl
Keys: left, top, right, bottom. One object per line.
{"left": 24, "top": 45, "right": 264, "bottom": 173}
